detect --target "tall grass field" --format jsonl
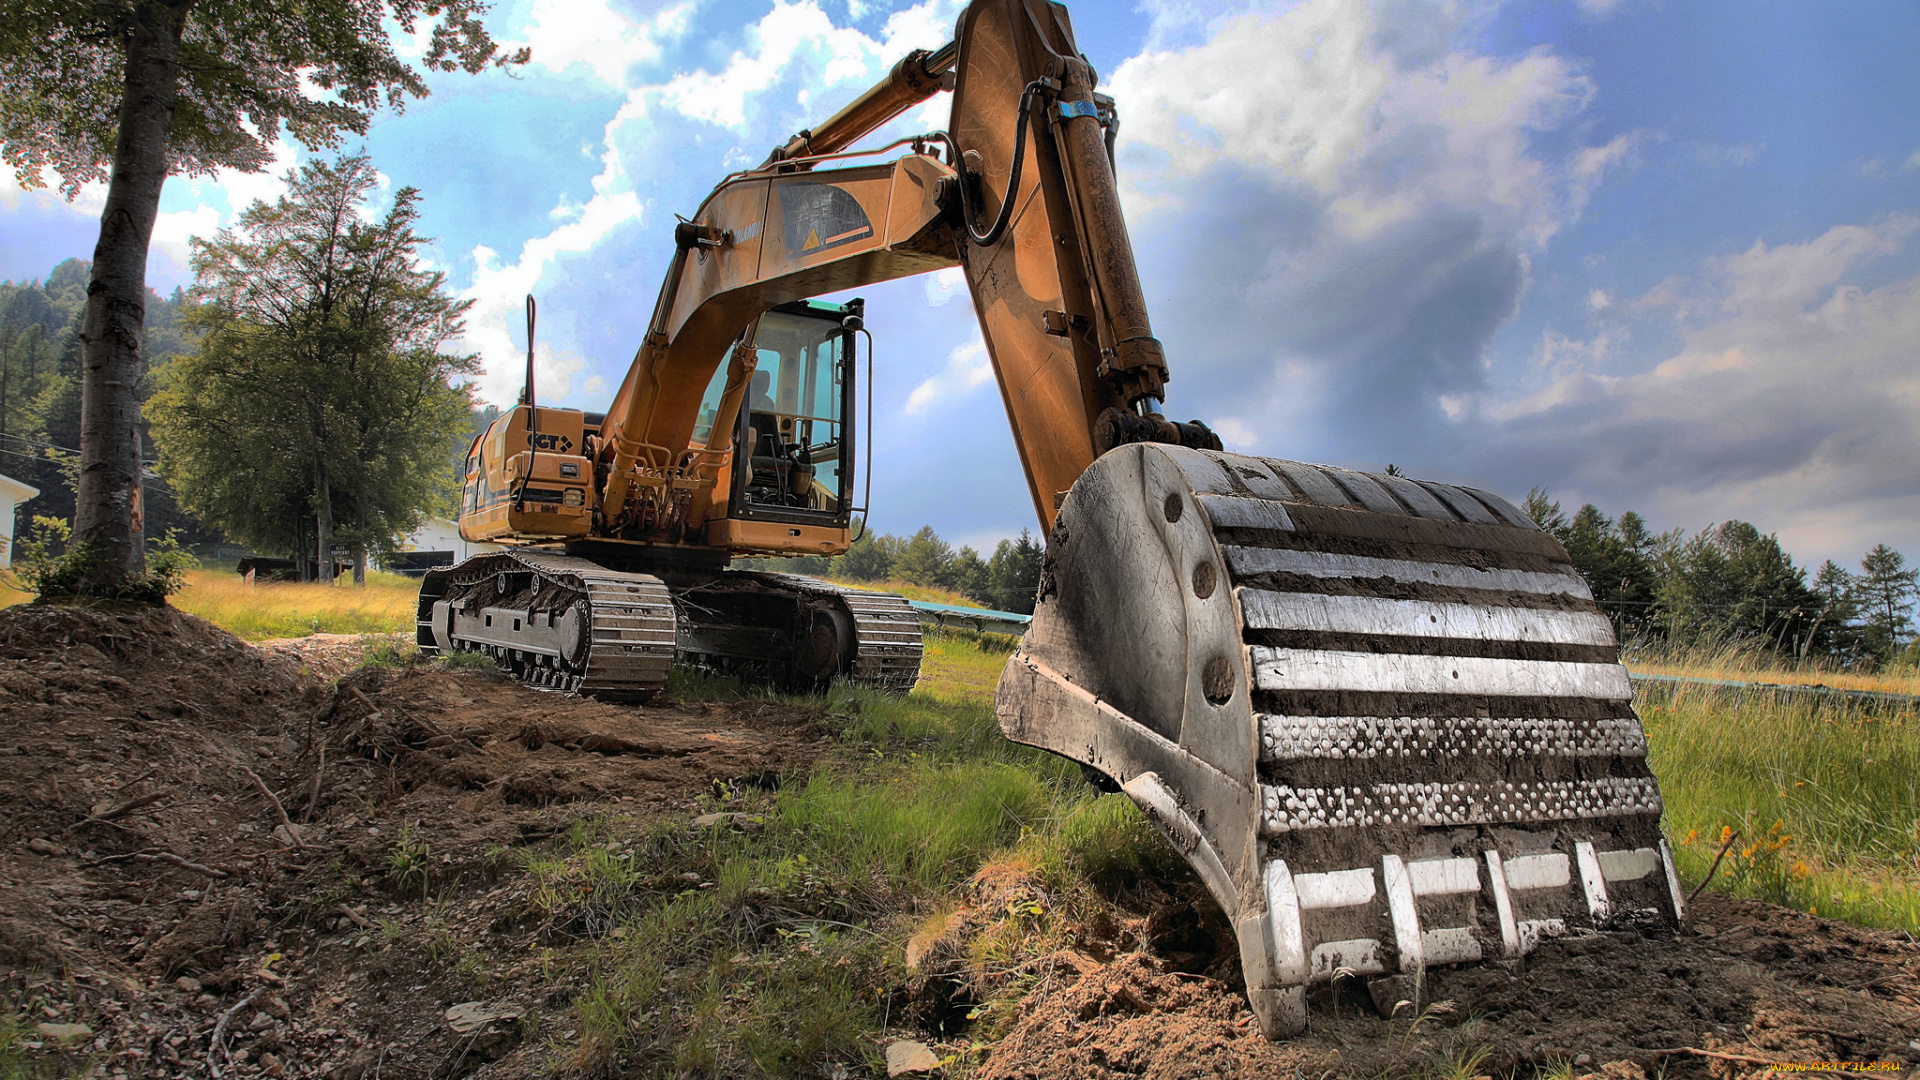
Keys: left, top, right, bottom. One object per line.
{"left": 0, "top": 566, "right": 421, "bottom": 639}
{"left": 1645, "top": 682, "right": 1920, "bottom": 930}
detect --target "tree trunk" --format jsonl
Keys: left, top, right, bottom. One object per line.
{"left": 293, "top": 517, "right": 310, "bottom": 583}
{"left": 72, "top": 0, "right": 191, "bottom": 595}
{"left": 352, "top": 498, "right": 367, "bottom": 585}
{"left": 315, "top": 457, "right": 335, "bottom": 585}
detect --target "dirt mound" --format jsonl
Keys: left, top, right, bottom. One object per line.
{"left": 976, "top": 893, "right": 1920, "bottom": 1078}
{"left": 322, "top": 663, "right": 835, "bottom": 806}
{"left": 0, "top": 604, "right": 317, "bottom": 971}
{"left": 0, "top": 605, "right": 842, "bottom": 1078}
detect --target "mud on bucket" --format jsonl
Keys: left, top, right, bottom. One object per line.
{"left": 994, "top": 443, "right": 1684, "bottom": 1038}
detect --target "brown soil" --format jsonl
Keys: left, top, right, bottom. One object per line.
{"left": 974, "top": 897, "right": 1920, "bottom": 1078}
{"left": 2, "top": 604, "right": 1917, "bottom": 1079}
{"left": 0, "top": 604, "right": 833, "bottom": 1079}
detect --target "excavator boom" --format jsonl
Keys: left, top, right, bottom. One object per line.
{"left": 425, "top": 0, "right": 1681, "bottom": 1036}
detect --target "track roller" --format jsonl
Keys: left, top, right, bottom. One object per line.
{"left": 417, "top": 550, "right": 676, "bottom": 703}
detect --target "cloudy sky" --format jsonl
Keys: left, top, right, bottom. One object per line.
{"left": 4, "top": 0, "right": 1917, "bottom": 568}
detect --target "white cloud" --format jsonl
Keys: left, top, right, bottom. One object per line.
{"left": 1473, "top": 215, "right": 1920, "bottom": 565}
{"left": 1208, "top": 415, "right": 1259, "bottom": 451}
{"left": 923, "top": 266, "right": 966, "bottom": 307}
{"left": 903, "top": 341, "right": 991, "bottom": 415}
{"left": 1588, "top": 288, "right": 1612, "bottom": 311}
{"left": 1904, "top": 149, "right": 1920, "bottom": 174}
{"left": 451, "top": 0, "right": 962, "bottom": 407}
{"left": 456, "top": 175, "right": 644, "bottom": 405}
{"left": 0, "top": 167, "right": 107, "bottom": 215}
{"left": 512, "top": 0, "right": 692, "bottom": 86}
{"left": 1108, "top": 0, "right": 1625, "bottom": 248}
{"left": 1100, "top": 0, "right": 1640, "bottom": 458}
{"left": 5, "top": 138, "right": 305, "bottom": 285}
{"left": 1573, "top": 0, "right": 1629, "bottom": 17}
{"left": 653, "top": 0, "right": 951, "bottom": 130}
{"left": 1711, "top": 217, "right": 1915, "bottom": 313}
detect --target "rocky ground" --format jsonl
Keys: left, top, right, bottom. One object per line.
{"left": 1, "top": 604, "right": 1916, "bottom": 1078}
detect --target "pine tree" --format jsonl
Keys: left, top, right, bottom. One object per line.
{"left": 987, "top": 529, "right": 1045, "bottom": 614}
{"left": 1804, "top": 559, "right": 1862, "bottom": 661}
{"left": 836, "top": 521, "right": 898, "bottom": 581}
{"left": 1856, "top": 544, "right": 1918, "bottom": 663}
{"left": 893, "top": 526, "right": 954, "bottom": 588}
{"left": 946, "top": 546, "right": 991, "bottom": 604}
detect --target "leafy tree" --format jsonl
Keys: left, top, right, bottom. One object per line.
{"left": 0, "top": 0, "right": 523, "bottom": 598}
{"left": 836, "top": 520, "right": 899, "bottom": 581}
{"left": 986, "top": 529, "right": 1044, "bottom": 614}
{"left": 148, "top": 154, "right": 477, "bottom": 582}
{"left": 893, "top": 526, "right": 954, "bottom": 588}
{"left": 1855, "top": 544, "right": 1918, "bottom": 663}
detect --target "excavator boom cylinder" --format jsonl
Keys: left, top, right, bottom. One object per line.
{"left": 769, "top": 43, "right": 958, "bottom": 165}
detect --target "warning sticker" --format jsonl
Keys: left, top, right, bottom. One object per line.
{"left": 778, "top": 182, "right": 874, "bottom": 259}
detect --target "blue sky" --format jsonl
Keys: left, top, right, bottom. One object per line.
{"left": 4, "top": 0, "right": 1917, "bottom": 568}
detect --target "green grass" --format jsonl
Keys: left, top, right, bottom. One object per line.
{"left": 529, "top": 630, "right": 1180, "bottom": 1076}
{"left": 1642, "top": 680, "right": 1920, "bottom": 930}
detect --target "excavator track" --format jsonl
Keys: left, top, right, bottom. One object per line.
{"left": 749, "top": 572, "right": 925, "bottom": 692}
{"left": 998, "top": 444, "right": 1683, "bottom": 1037}
{"left": 420, "top": 556, "right": 922, "bottom": 699}
{"left": 417, "top": 550, "right": 676, "bottom": 703}
{"left": 673, "top": 570, "right": 924, "bottom": 693}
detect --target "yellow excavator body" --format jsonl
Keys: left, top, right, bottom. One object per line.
{"left": 419, "top": 0, "right": 1681, "bottom": 1035}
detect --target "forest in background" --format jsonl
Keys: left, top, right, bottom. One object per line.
{"left": 0, "top": 259, "right": 210, "bottom": 549}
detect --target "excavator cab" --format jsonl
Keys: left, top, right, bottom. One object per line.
{"left": 720, "top": 301, "right": 856, "bottom": 518}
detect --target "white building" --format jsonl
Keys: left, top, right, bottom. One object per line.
{"left": 391, "top": 517, "right": 500, "bottom": 571}
{"left": 0, "top": 472, "right": 41, "bottom": 569}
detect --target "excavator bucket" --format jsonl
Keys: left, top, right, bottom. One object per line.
{"left": 996, "top": 444, "right": 1684, "bottom": 1038}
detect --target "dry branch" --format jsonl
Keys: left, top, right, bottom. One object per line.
{"left": 1687, "top": 828, "right": 1741, "bottom": 909}
{"left": 302, "top": 740, "right": 326, "bottom": 825}
{"left": 62, "top": 790, "right": 167, "bottom": 835}
{"left": 240, "top": 765, "right": 302, "bottom": 847}
{"left": 82, "top": 849, "right": 229, "bottom": 877}
{"left": 208, "top": 988, "right": 262, "bottom": 1078}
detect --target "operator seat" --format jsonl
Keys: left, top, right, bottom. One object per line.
{"left": 745, "top": 370, "right": 815, "bottom": 505}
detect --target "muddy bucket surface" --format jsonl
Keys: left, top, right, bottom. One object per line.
{"left": 996, "top": 443, "right": 1682, "bottom": 1037}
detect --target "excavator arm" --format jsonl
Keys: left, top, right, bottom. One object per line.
{"left": 580, "top": 0, "right": 1683, "bottom": 1038}
{"left": 592, "top": 0, "right": 1213, "bottom": 541}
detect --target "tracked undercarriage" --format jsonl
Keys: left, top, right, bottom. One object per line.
{"left": 415, "top": 552, "right": 923, "bottom": 703}
{"left": 998, "top": 445, "right": 1683, "bottom": 1037}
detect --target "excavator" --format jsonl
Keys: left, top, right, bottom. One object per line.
{"left": 418, "top": 0, "right": 1684, "bottom": 1037}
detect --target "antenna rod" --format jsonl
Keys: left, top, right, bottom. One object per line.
{"left": 516, "top": 294, "right": 537, "bottom": 510}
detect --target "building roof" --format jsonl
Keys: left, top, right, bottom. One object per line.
{"left": 0, "top": 472, "right": 40, "bottom": 503}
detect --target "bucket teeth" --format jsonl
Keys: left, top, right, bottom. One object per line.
{"left": 997, "top": 444, "right": 1681, "bottom": 1039}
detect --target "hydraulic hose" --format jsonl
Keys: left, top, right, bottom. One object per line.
{"left": 934, "top": 79, "right": 1049, "bottom": 248}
